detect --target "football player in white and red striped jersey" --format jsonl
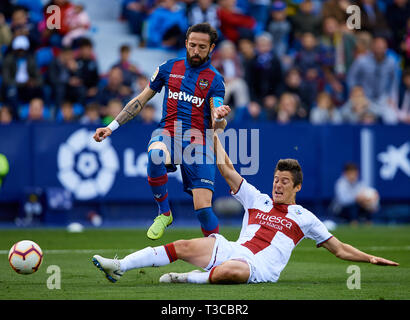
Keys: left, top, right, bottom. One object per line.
{"left": 92, "top": 106, "right": 399, "bottom": 284}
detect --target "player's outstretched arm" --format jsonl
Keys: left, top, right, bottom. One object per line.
{"left": 213, "top": 132, "right": 243, "bottom": 194}
{"left": 322, "top": 237, "right": 399, "bottom": 266}
{"left": 93, "top": 86, "right": 156, "bottom": 142}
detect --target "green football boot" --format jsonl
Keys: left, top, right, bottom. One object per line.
{"left": 146, "top": 212, "right": 173, "bottom": 240}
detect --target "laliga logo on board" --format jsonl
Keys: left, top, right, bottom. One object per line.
{"left": 57, "top": 128, "right": 119, "bottom": 200}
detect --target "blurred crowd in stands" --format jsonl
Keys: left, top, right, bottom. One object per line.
{"left": 0, "top": 0, "right": 409, "bottom": 126}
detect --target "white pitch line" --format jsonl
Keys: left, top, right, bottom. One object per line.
{"left": 1, "top": 246, "right": 410, "bottom": 255}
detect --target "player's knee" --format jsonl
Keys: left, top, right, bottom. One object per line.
{"left": 193, "top": 201, "right": 212, "bottom": 211}
{"left": 173, "top": 240, "right": 193, "bottom": 259}
{"left": 148, "top": 148, "right": 166, "bottom": 166}
{"left": 210, "top": 266, "right": 248, "bottom": 284}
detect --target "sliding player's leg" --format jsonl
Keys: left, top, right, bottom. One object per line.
{"left": 160, "top": 236, "right": 251, "bottom": 284}
{"left": 146, "top": 140, "right": 173, "bottom": 240}
{"left": 92, "top": 237, "right": 216, "bottom": 283}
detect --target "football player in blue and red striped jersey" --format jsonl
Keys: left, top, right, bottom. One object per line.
{"left": 93, "top": 23, "right": 231, "bottom": 240}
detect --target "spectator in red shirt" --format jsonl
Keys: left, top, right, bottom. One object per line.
{"left": 217, "top": 0, "right": 256, "bottom": 44}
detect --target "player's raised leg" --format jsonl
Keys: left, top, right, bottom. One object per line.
{"left": 92, "top": 237, "right": 216, "bottom": 283}
{"left": 146, "top": 141, "right": 173, "bottom": 240}
{"left": 192, "top": 188, "right": 219, "bottom": 237}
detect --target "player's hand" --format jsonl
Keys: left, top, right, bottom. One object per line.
{"left": 93, "top": 127, "right": 112, "bottom": 142}
{"left": 369, "top": 256, "right": 399, "bottom": 266}
{"left": 213, "top": 105, "right": 231, "bottom": 120}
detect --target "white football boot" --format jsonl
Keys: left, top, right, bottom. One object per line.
{"left": 159, "top": 270, "right": 202, "bottom": 283}
{"left": 92, "top": 254, "right": 123, "bottom": 283}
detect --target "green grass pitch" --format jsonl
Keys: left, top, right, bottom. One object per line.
{"left": 0, "top": 225, "right": 409, "bottom": 300}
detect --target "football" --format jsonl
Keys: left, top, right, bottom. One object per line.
{"left": 8, "top": 240, "right": 43, "bottom": 274}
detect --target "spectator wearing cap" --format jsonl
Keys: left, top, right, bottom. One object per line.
{"left": 266, "top": 1, "right": 291, "bottom": 58}
{"left": 1, "top": 35, "right": 43, "bottom": 108}
{"left": 10, "top": 6, "right": 41, "bottom": 50}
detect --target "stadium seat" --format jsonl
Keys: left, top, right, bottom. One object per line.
{"left": 36, "top": 47, "right": 54, "bottom": 68}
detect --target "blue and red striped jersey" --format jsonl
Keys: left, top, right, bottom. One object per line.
{"left": 149, "top": 57, "right": 225, "bottom": 144}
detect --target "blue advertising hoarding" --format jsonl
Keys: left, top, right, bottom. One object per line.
{"left": 0, "top": 123, "right": 409, "bottom": 205}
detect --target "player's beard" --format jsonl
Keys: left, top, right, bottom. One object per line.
{"left": 186, "top": 50, "right": 210, "bottom": 67}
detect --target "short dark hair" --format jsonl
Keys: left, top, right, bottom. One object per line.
{"left": 186, "top": 23, "right": 218, "bottom": 45}
{"left": 78, "top": 37, "right": 93, "bottom": 48}
{"left": 343, "top": 162, "right": 358, "bottom": 173}
{"left": 120, "top": 44, "right": 131, "bottom": 53}
{"left": 274, "top": 159, "right": 303, "bottom": 187}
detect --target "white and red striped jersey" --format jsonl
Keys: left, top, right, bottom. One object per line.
{"left": 231, "top": 179, "right": 333, "bottom": 282}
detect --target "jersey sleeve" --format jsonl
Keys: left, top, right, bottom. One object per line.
{"left": 304, "top": 214, "right": 333, "bottom": 247}
{"left": 231, "top": 179, "right": 261, "bottom": 210}
{"left": 209, "top": 75, "right": 225, "bottom": 103}
{"left": 149, "top": 62, "right": 167, "bottom": 93}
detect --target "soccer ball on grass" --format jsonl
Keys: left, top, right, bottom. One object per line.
{"left": 8, "top": 240, "right": 43, "bottom": 274}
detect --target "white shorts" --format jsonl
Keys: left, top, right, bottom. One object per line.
{"left": 204, "top": 233, "right": 278, "bottom": 283}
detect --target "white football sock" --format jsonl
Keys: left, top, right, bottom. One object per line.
{"left": 119, "top": 246, "right": 170, "bottom": 272}
{"left": 187, "top": 270, "right": 211, "bottom": 284}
